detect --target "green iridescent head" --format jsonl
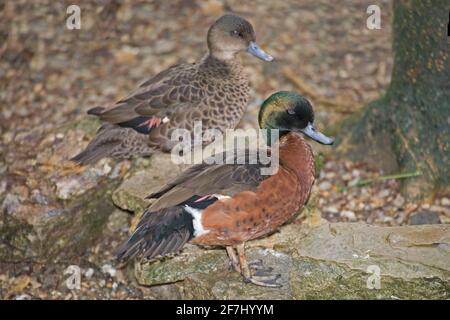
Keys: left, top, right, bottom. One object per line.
{"left": 258, "top": 91, "right": 334, "bottom": 145}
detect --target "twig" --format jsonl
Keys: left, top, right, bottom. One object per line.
{"left": 348, "top": 171, "right": 422, "bottom": 187}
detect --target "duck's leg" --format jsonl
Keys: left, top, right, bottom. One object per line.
{"left": 248, "top": 259, "right": 274, "bottom": 274}
{"left": 236, "top": 243, "right": 281, "bottom": 288}
{"left": 227, "top": 247, "right": 274, "bottom": 275}
{"left": 226, "top": 246, "right": 240, "bottom": 273}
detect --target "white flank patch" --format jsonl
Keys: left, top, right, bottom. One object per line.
{"left": 184, "top": 205, "right": 209, "bottom": 237}
{"left": 162, "top": 116, "right": 170, "bottom": 123}
{"left": 213, "top": 194, "right": 231, "bottom": 200}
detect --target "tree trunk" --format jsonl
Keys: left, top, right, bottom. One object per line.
{"left": 338, "top": 0, "right": 449, "bottom": 200}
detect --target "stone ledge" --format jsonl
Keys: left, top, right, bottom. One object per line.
{"left": 135, "top": 223, "right": 450, "bottom": 299}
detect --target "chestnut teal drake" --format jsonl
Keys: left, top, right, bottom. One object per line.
{"left": 115, "top": 91, "right": 334, "bottom": 287}
{"left": 71, "top": 14, "right": 273, "bottom": 165}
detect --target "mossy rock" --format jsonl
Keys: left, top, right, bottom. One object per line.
{"left": 135, "top": 223, "right": 450, "bottom": 299}
{"left": 0, "top": 117, "right": 121, "bottom": 263}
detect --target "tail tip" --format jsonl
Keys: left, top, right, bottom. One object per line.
{"left": 87, "top": 106, "right": 105, "bottom": 116}
{"left": 69, "top": 152, "right": 89, "bottom": 166}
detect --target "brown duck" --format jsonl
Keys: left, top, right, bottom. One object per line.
{"left": 115, "top": 91, "right": 334, "bottom": 287}
{"left": 71, "top": 14, "right": 273, "bottom": 165}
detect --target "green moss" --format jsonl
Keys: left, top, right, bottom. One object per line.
{"left": 65, "top": 117, "right": 101, "bottom": 139}
{"left": 291, "top": 257, "right": 449, "bottom": 299}
{"left": 112, "top": 188, "right": 148, "bottom": 213}
{"left": 0, "top": 214, "right": 36, "bottom": 263}
{"left": 136, "top": 250, "right": 226, "bottom": 286}
{"left": 314, "top": 152, "right": 325, "bottom": 176}
{"left": 39, "top": 178, "right": 121, "bottom": 260}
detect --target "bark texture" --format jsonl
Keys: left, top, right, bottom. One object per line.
{"left": 338, "top": 0, "right": 450, "bottom": 200}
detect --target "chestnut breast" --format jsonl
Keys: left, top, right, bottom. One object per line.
{"left": 192, "top": 132, "right": 315, "bottom": 246}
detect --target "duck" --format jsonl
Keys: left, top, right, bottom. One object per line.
{"left": 71, "top": 14, "right": 273, "bottom": 165}
{"left": 115, "top": 91, "right": 334, "bottom": 287}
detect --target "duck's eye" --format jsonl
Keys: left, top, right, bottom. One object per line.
{"left": 287, "top": 109, "right": 296, "bottom": 115}
{"left": 231, "top": 30, "right": 243, "bottom": 37}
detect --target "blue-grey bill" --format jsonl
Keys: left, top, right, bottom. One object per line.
{"left": 301, "top": 123, "right": 334, "bottom": 145}
{"left": 247, "top": 41, "right": 274, "bottom": 62}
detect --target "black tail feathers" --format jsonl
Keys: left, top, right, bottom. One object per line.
{"left": 115, "top": 206, "right": 195, "bottom": 262}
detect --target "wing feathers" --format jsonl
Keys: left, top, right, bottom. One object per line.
{"left": 87, "top": 63, "right": 199, "bottom": 127}
{"left": 148, "top": 150, "right": 272, "bottom": 211}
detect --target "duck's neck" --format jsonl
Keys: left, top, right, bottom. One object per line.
{"left": 201, "top": 53, "right": 243, "bottom": 77}
{"left": 278, "top": 132, "right": 315, "bottom": 187}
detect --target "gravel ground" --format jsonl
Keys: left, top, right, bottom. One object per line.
{"left": 1, "top": 0, "right": 448, "bottom": 299}
{"left": 315, "top": 160, "right": 449, "bottom": 226}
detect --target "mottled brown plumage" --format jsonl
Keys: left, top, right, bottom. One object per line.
{"left": 115, "top": 91, "right": 334, "bottom": 287}
{"left": 71, "top": 14, "right": 273, "bottom": 165}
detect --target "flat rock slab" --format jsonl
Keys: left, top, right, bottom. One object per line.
{"left": 135, "top": 223, "right": 450, "bottom": 299}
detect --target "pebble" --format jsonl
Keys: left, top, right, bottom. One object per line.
{"left": 325, "top": 206, "right": 339, "bottom": 214}
{"left": 393, "top": 194, "right": 405, "bottom": 207}
{"left": 342, "top": 173, "right": 352, "bottom": 181}
{"left": 324, "top": 162, "right": 335, "bottom": 169}
{"left": 84, "top": 268, "right": 94, "bottom": 279}
{"left": 2, "top": 193, "right": 20, "bottom": 215}
{"left": 11, "top": 185, "right": 30, "bottom": 200}
{"left": 153, "top": 39, "right": 176, "bottom": 54}
{"left": 31, "top": 189, "right": 48, "bottom": 205}
{"left": 106, "top": 210, "right": 130, "bottom": 233}
{"left": 383, "top": 216, "right": 394, "bottom": 223}
{"left": 347, "top": 201, "right": 357, "bottom": 210}
{"left": 318, "top": 181, "right": 332, "bottom": 191}
{"left": 377, "top": 189, "right": 390, "bottom": 198}
{"left": 325, "top": 172, "right": 336, "bottom": 179}
{"left": 87, "top": 168, "right": 106, "bottom": 178}
{"left": 359, "top": 187, "right": 369, "bottom": 196}
{"left": 340, "top": 210, "right": 356, "bottom": 220}
{"left": 102, "top": 163, "right": 112, "bottom": 175}
{"left": 428, "top": 205, "right": 450, "bottom": 215}
{"left": 101, "top": 264, "right": 117, "bottom": 277}
{"left": 55, "top": 178, "right": 82, "bottom": 200}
